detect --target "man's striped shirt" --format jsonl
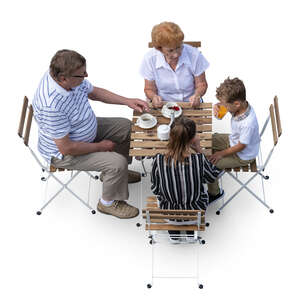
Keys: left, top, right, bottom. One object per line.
{"left": 151, "top": 153, "right": 223, "bottom": 210}
{"left": 32, "top": 71, "right": 97, "bottom": 163}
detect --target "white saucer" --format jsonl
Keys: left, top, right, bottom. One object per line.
{"left": 161, "top": 102, "right": 182, "bottom": 119}
{"left": 135, "top": 116, "right": 157, "bottom": 129}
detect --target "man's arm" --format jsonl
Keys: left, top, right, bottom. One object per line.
{"left": 88, "top": 87, "right": 149, "bottom": 113}
{"left": 208, "top": 142, "right": 246, "bottom": 165}
{"left": 54, "top": 134, "right": 115, "bottom": 156}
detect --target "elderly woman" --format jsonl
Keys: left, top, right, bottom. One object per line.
{"left": 140, "top": 22, "right": 209, "bottom": 108}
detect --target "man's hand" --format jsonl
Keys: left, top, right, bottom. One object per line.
{"left": 54, "top": 134, "right": 116, "bottom": 156}
{"left": 208, "top": 151, "right": 224, "bottom": 165}
{"left": 127, "top": 98, "right": 150, "bottom": 113}
{"left": 152, "top": 95, "right": 163, "bottom": 108}
{"left": 96, "top": 140, "right": 116, "bottom": 152}
{"left": 189, "top": 95, "right": 201, "bottom": 108}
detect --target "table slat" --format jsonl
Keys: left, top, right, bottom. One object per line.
{"left": 131, "top": 132, "right": 212, "bottom": 140}
{"left": 132, "top": 116, "right": 212, "bottom": 125}
{"left": 130, "top": 140, "right": 212, "bottom": 148}
{"left": 130, "top": 148, "right": 212, "bottom": 156}
{"left": 134, "top": 110, "right": 212, "bottom": 117}
{"left": 131, "top": 124, "right": 212, "bottom": 132}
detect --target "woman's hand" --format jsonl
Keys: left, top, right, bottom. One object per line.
{"left": 213, "top": 103, "right": 220, "bottom": 117}
{"left": 189, "top": 95, "right": 201, "bottom": 108}
{"left": 152, "top": 95, "right": 163, "bottom": 108}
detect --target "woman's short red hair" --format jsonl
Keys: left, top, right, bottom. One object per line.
{"left": 151, "top": 22, "right": 184, "bottom": 49}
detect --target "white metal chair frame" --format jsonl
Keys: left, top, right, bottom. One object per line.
{"left": 18, "top": 96, "right": 98, "bottom": 215}
{"left": 143, "top": 196, "right": 208, "bottom": 289}
{"left": 216, "top": 96, "right": 282, "bottom": 215}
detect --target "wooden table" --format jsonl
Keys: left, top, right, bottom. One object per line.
{"left": 129, "top": 102, "right": 213, "bottom": 157}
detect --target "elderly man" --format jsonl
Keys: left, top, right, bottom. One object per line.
{"left": 32, "top": 49, "right": 149, "bottom": 219}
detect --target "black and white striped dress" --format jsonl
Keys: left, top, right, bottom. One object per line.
{"left": 151, "top": 153, "right": 223, "bottom": 211}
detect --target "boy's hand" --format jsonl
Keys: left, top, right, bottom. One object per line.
{"left": 208, "top": 151, "right": 224, "bottom": 165}
{"left": 213, "top": 103, "right": 220, "bottom": 117}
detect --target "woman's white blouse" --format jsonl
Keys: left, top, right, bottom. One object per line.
{"left": 140, "top": 44, "right": 209, "bottom": 102}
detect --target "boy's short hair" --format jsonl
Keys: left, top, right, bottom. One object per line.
{"left": 216, "top": 77, "right": 246, "bottom": 103}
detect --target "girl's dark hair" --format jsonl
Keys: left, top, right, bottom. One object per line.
{"left": 165, "top": 116, "right": 196, "bottom": 164}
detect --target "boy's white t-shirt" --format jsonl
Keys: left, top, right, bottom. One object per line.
{"left": 229, "top": 104, "right": 260, "bottom": 160}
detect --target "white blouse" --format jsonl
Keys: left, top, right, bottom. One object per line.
{"left": 140, "top": 44, "right": 209, "bottom": 102}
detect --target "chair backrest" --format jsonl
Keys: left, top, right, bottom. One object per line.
{"left": 269, "top": 96, "right": 282, "bottom": 146}
{"left": 142, "top": 196, "right": 206, "bottom": 231}
{"left": 148, "top": 41, "right": 201, "bottom": 48}
{"left": 18, "top": 96, "right": 33, "bottom": 147}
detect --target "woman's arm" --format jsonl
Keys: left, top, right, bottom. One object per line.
{"left": 189, "top": 72, "right": 208, "bottom": 107}
{"left": 144, "top": 80, "right": 163, "bottom": 108}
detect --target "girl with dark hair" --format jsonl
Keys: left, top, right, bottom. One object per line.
{"left": 151, "top": 116, "right": 224, "bottom": 242}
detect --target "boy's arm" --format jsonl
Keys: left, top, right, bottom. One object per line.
{"left": 208, "top": 142, "right": 246, "bottom": 165}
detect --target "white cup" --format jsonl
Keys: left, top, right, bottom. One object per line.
{"left": 137, "top": 113, "right": 154, "bottom": 127}
{"left": 157, "top": 124, "right": 170, "bottom": 140}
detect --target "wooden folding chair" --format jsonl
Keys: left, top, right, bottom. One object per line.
{"left": 18, "top": 96, "right": 98, "bottom": 215}
{"left": 216, "top": 96, "right": 282, "bottom": 215}
{"left": 142, "top": 196, "right": 208, "bottom": 289}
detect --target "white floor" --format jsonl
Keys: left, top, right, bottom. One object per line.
{"left": 2, "top": 151, "right": 297, "bottom": 299}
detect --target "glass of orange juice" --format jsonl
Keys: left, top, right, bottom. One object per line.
{"left": 216, "top": 105, "right": 227, "bottom": 119}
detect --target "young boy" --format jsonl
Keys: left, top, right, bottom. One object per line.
{"left": 208, "top": 77, "right": 260, "bottom": 203}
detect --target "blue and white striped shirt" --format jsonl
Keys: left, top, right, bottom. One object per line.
{"left": 32, "top": 70, "right": 97, "bottom": 163}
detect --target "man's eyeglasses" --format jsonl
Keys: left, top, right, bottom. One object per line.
{"left": 71, "top": 71, "right": 88, "bottom": 78}
{"left": 71, "top": 75, "right": 85, "bottom": 78}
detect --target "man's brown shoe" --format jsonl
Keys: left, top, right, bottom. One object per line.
{"left": 99, "top": 170, "right": 141, "bottom": 184}
{"left": 97, "top": 200, "right": 139, "bottom": 219}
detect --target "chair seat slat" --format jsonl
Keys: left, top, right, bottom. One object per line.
{"left": 143, "top": 214, "right": 205, "bottom": 221}
{"left": 146, "top": 224, "right": 205, "bottom": 231}
{"left": 142, "top": 209, "right": 205, "bottom": 216}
